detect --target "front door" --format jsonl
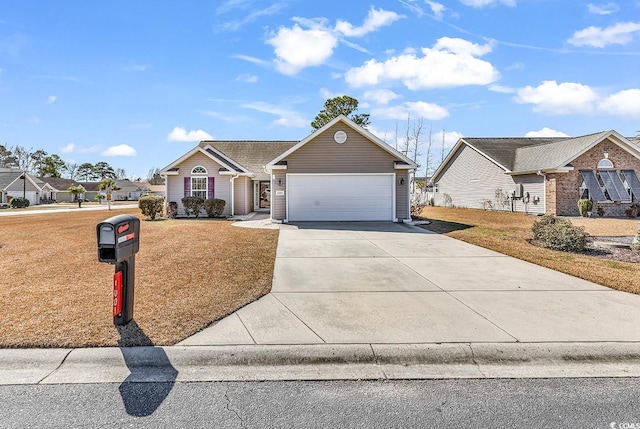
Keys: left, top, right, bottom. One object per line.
{"left": 259, "top": 181, "right": 270, "bottom": 209}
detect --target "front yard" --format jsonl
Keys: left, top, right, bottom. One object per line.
{"left": 417, "top": 206, "right": 640, "bottom": 295}
{"left": 0, "top": 209, "right": 278, "bottom": 347}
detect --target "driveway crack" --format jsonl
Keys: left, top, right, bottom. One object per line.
{"left": 224, "top": 383, "right": 246, "bottom": 428}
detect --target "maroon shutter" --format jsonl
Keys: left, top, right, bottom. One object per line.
{"left": 208, "top": 177, "right": 214, "bottom": 199}
{"left": 184, "top": 177, "right": 190, "bottom": 197}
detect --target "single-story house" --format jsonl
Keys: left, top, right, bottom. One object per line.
{"left": 37, "top": 177, "right": 80, "bottom": 202}
{"left": 0, "top": 168, "right": 43, "bottom": 205}
{"left": 430, "top": 130, "right": 640, "bottom": 217}
{"left": 160, "top": 115, "right": 418, "bottom": 222}
{"left": 77, "top": 179, "right": 146, "bottom": 201}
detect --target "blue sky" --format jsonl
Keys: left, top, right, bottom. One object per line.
{"left": 1, "top": 0, "right": 640, "bottom": 178}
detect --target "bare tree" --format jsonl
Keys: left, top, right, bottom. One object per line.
{"left": 12, "top": 145, "right": 34, "bottom": 172}
{"left": 115, "top": 168, "right": 127, "bottom": 180}
{"left": 64, "top": 162, "right": 78, "bottom": 180}
{"left": 440, "top": 126, "right": 447, "bottom": 164}
{"left": 424, "top": 123, "right": 434, "bottom": 180}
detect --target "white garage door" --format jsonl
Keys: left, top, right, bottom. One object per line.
{"left": 8, "top": 191, "right": 37, "bottom": 205}
{"left": 287, "top": 174, "right": 394, "bottom": 221}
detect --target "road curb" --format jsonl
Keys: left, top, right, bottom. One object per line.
{"left": 3, "top": 343, "right": 640, "bottom": 385}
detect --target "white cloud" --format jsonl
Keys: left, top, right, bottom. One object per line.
{"left": 568, "top": 22, "right": 640, "bottom": 48}
{"left": 167, "top": 127, "right": 214, "bottom": 142}
{"left": 60, "top": 143, "right": 101, "bottom": 154}
{"left": 439, "top": 130, "right": 464, "bottom": 148}
{"left": 489, "top": 84, "right": 516, "bottom": 93}
{"left": 460, "top": 0, "right": 516, "bottom": 7}
{"left": 101, "top": 144, "right": 137, "bottom": 157}
{"left": 236, "top": 73, "right": 258, "bottom": 83}
{"left": 45, "top": 95, "right": 56, "bottom": 104}
{"left": 363, "top": 89, "right": 402, "bottom": 104}
{"left": 372, "top": 101, "right": 449, "bottom": 120}
{"left": 426, "top": 1, "right": 446, "bottom": 19}
{"left": 266, "top": 8, "right": 404, "bottom": 75}
{"left": 319, "top": 87, "right": 343, "bottom": 100}
{"left": 587, "top": 2, "right": 619, "bottom": 15}
{"left": 514, "top": 81, "right": 599, "bottom": 115}
{"left": 232, "top": 54, "right": 269, "bottom": 66}
{"left": 218, "top": 3, "right": 285, "bottom": 31}
{"left": 267, "top": 24, "right": 338, "bottom": 75}
{"left": 525, "top": 128, "right": 570, "bottom": 138}
{"left": 242, "top": 101, "right": 307, "bottom": 128}
{"left": 345, "top": 37, "right": 499, "bottom": 90}
{"left": 335, "top": 7, "right": 403, "bottom": 37}
{"left": 599, "top": 88, "right": 640, "bottom": 118}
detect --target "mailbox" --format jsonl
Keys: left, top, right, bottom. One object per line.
{"left": 97, "top": 214, "right": 140, "bottom": 325}
{"left": 97, "top": 214, "right": 140, "bottom": 263}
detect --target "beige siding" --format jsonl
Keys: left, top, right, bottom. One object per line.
{"left": 272, "top": 171, "right": 286, "bottom": 219}
{"left": 279, "top": 123, "right": 408, "bottom": 220}
{"left": 513, "top": 174, "right": 545, "bottom": 215}
{"left": 285, "top": 124, "right": 398, "bottom": 174}
{"left": 166, "top": 151, "right": 232, "bottom": 216}
{"left": 396, "top": 171, "right": 410, "bottom": 219}
{"left": 435, "top": 145, "right": 517, "bottom": 210}
{"left": 233, "top": 176, "right": 246, "bottom": 215}
{"left": 247, "top": 179, "right": 254, "bottom": 213}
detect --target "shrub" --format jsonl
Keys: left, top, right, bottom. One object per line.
{"left": 531, "top": 214, "right": 559, "bottom": 240}
{"left": 625, "top": 203, "right": 640, "bottom": 218}
{"left": 204, "top": 198, "right": 226, "bottom": 218}
{"left": 633, "top": 227, "right": 640, "bottom": 254}
{"left": 138, "top": 195, "right": 164, "bottom": 220}
{"left": 9, "top": 197, "right": 29, "bottom": 209}
{"left": 480, "top": 199, "right": 493, "bottom": 210}
{"left": 532, "top": 215, "right": 589, "bottom": 252}
{"left": 577, "top": 199, "right": 593, "bottom": 217}
{"left": 181, "top": 196, "right": 205, "bottom": 218}
{"left": 442, "top": 193, "right": 453, "bottom": 208}
{"left": 167, "top": 201, "right": 178, "bottom": 219}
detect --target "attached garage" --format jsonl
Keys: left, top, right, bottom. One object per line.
{"left": 7, "top": 191, "right": 38, "bottom": 206}
{"left": 266, "top": 115, "right": 417, "bottom": 223}
{"left": 287, "top": 174, "right": 395, "bottom": 221}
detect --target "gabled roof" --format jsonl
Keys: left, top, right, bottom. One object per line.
{"left": 201, "top": 141, "right": 298, "bottom": 180}
{"left": 266, "top": 115, "right": 418, "bottom": 169}
{"left": 432, "top": 130, "right": 640, "bottom": 182}
{"left": 0, "top": 169, "right": 41, "bottom": 191}
{"left": 37, "top": 177, "right": 79, "bottom": 191}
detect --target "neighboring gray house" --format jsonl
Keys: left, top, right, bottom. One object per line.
{"left": 37, "top": 177, "right": 79, "bottom": 202}
{"left": 431, "top": 131, "right": 640, "bottom": 217}
{"left": 0, "top": 168, "right": 42, "bottom": 205}
{"left": 161, "top": 115, "right": 418, "bottom": 221}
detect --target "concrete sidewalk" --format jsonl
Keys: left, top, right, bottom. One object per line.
{"left": 3, "top": 221, "right": 640, "bottom": 384}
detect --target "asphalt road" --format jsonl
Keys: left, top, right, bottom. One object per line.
{"left": 1, "top": 378, "right": 639, "bottom": 428}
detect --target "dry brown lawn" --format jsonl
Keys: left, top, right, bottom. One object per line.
{"left": 418, "top": 206, "right": 640, "bottom": 294}
{"left": 0, "top": 209, "right": 278, "bottom": 347}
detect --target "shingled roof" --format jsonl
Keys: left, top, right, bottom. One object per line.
{"left": 199, "top": 141, "right": 298, "bottom": 180}
{"left": 459, "top": 131, "right": 638, "bottom": 174}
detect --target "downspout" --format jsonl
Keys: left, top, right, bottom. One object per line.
{"left": 229, "top": 173, "right": 240, "bottom": 216}
{"left": 263, "top": 166, "right": 273, "bottom": 220}
{"left": 537, "top": 170, "right": 547, "bottom": 214}
{"left": 407, "top": 169, "right": 413, "bottom": 222}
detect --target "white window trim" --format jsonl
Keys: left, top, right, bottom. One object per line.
{"left": 191, "top": 176, "right": 208, "bottom": 199}
{"left": 191, "top": 165, "right": 208, "bottom": 175}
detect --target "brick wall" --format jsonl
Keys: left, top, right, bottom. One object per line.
{"left": 553, "top": 138, "right": 640, "bottom": 216}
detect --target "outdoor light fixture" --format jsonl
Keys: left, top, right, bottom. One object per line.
{"left": 278, "top": 178, "right": 282, "bottom": 186}
{"left": 399, "top": 177, "right": 405, "bottom": 185}
{"left": 19, "top": 173, "right": 26, "bottom": 199}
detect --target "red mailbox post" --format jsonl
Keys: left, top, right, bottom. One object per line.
{"left": 97, "top": 215, "right": 140, "bottom": 325}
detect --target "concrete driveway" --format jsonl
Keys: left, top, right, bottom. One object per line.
{"left": 181, "top": 222, "right": 640, "bottom": 346}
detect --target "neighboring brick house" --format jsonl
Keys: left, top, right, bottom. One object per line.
{"left": 430, "top": 130, "right": 640, "bottom": 217}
